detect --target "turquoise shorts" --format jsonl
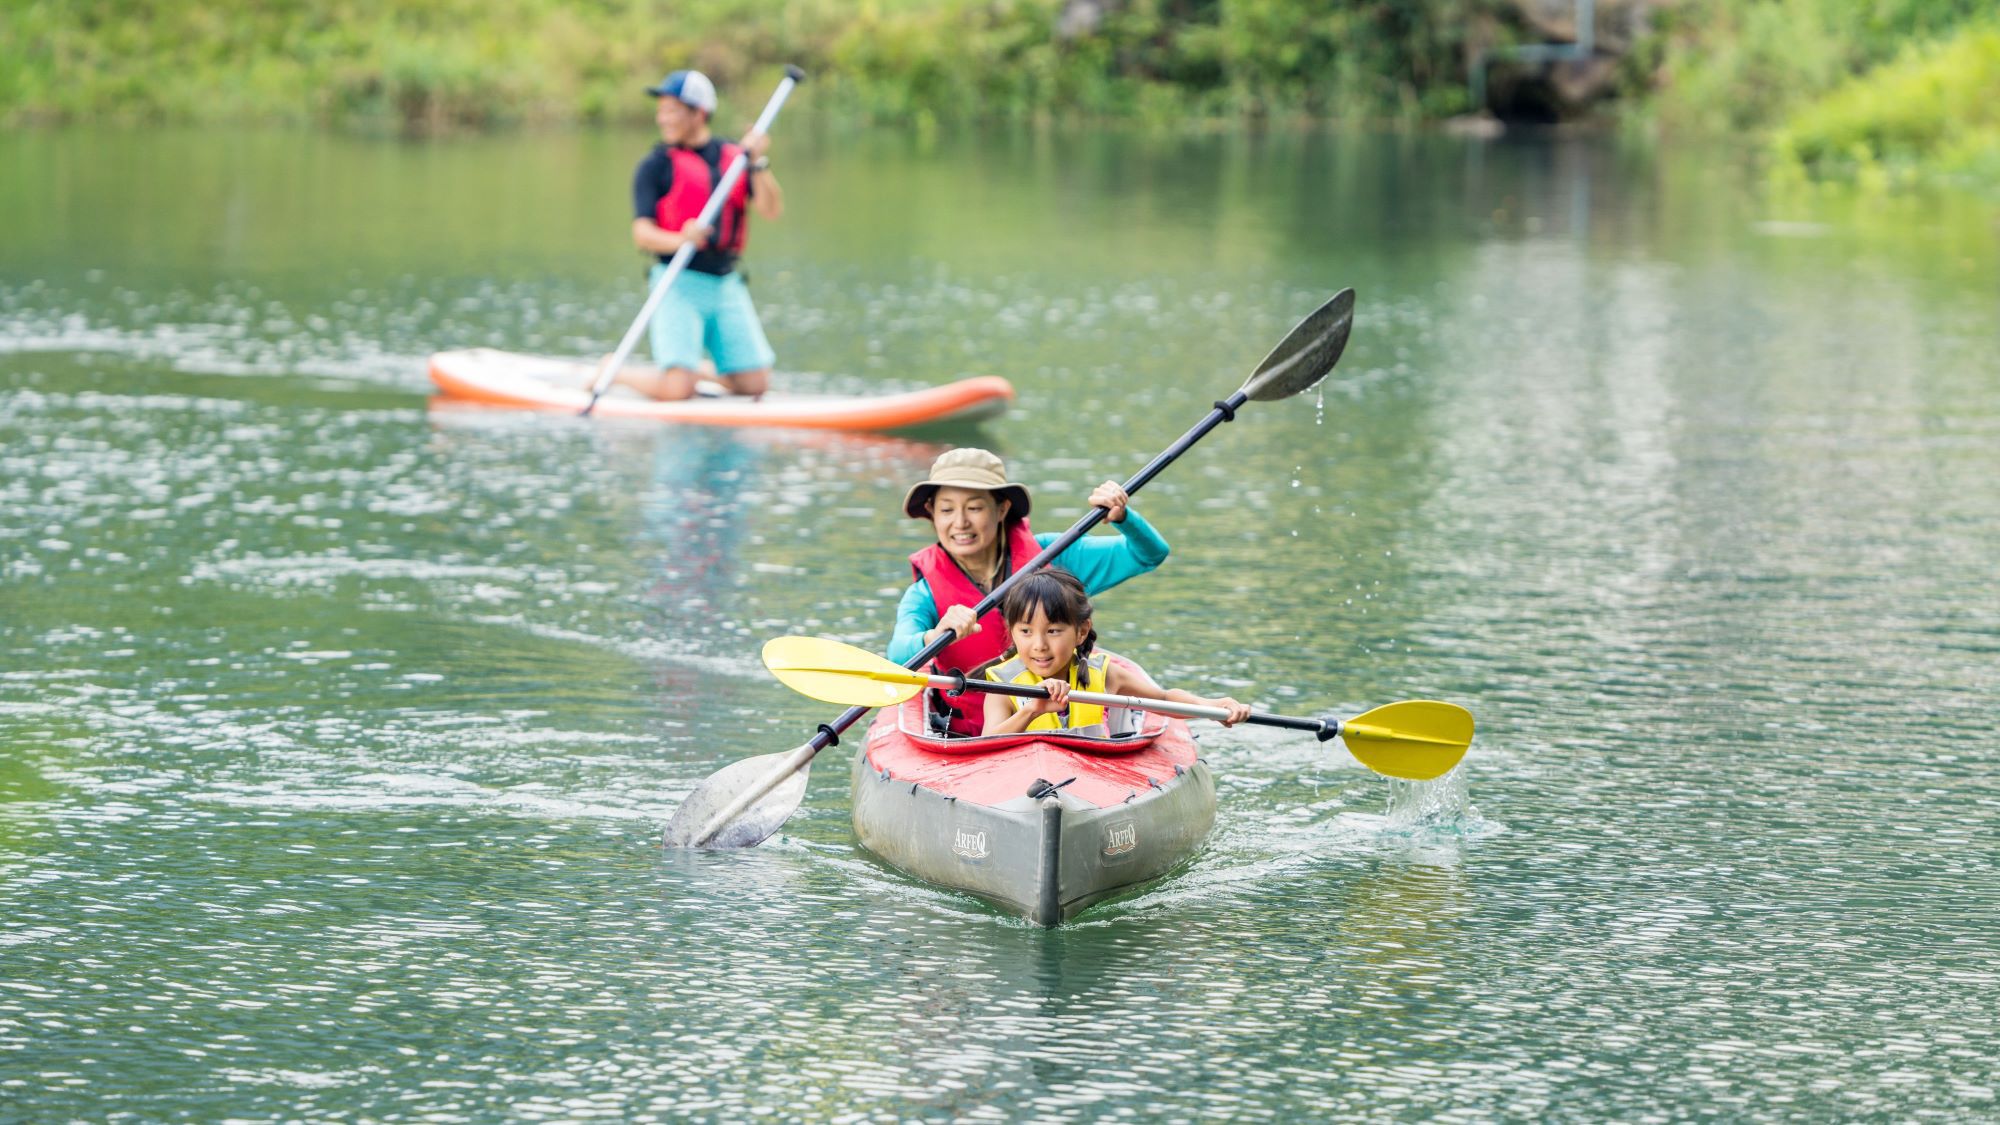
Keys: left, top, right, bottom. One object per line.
{"left": 646, "top": 265, "right": 776, "bottom": 375}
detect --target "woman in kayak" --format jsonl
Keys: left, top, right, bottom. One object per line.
{"left": 889, "top": 447, "right": 1170, "bottom": 735}
{"left": 983, "top": 569, "right": 1249, "bottom": 735}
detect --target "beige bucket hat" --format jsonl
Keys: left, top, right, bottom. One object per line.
{"left": 902, "top": 447, "right": 1032, "bottom": 520}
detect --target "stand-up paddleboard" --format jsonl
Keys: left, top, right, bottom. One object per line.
{"left": 429, "top": 349, "right": 1013, "bottom": 431}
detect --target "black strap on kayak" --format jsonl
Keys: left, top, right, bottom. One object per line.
{"left": 1026, "top": 777, "right": 1077, "bottom": 800}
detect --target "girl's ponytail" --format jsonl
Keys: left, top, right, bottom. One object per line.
{"left": 1071, "top": 625, "right": 1098, "bottom": 683}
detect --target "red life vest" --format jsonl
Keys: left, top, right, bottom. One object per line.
{"left": 654, "top": 142, "right": 750, "bottom": 256}
{"left": 909, "top": 519, "right": 1043, "bottom": 736}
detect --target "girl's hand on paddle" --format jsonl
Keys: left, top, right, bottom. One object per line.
{"left": 933, "top": 605, "right": 979, "bottom": 644}
{"left": 742, "top": 131, "right": 771, "bottom": 160}
{"left": 1088, "top": 480, "right": 1129, "bottom": 523}
{"left": 1033, "top": 677, "right": 1070, "bottom": 714}
{"left": 679, "top": 217, "right": 713, "bottom": 248}
{"left": 1211, "top": 697, "right": 1250, "bottom": 727}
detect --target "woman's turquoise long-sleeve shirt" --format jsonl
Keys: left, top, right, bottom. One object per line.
{"left": 887, "top": 507, "right": 1169, "bottom": 665}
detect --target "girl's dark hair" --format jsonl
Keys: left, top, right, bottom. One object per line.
{"left": 998, "top": 568, "right": 1098, "bottom": 673}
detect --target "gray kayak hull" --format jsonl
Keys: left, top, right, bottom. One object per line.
{"left": 849, "top": 706, "right": 1216, "bottom": 926}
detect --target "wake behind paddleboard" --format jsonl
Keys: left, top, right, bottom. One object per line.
{"left": 428, "top": 349, "right": 1013, "bottom": 431}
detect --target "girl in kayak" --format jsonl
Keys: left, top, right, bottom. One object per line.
{"left": 983, "top": 569, "right": 1250, "bottom": 736}
{"left": 890, "top": 448, "right": 1172, "bottom": 736}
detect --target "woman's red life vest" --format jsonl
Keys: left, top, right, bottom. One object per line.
{"left": 908, "top": 519, "right": 1043, "bottom": 736}
{"left": 654, "top": 142, "right": 750, "bottom": 256}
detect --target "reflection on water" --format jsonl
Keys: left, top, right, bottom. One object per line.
{"left": 3, "top": 124, "right": 1998, "bottom": 1118}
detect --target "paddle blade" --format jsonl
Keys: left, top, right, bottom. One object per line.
{"left": 662, "top": 747, "right": 813, "bottom": 848}
{"left": 762, "top": 636, "right": 926, "bottom": 707}
{"left": 1241, "top": 289, "right": 1355, "bottom": 402}
{"left": 1337, "top": 699, "right": 1474, "bottom": 781}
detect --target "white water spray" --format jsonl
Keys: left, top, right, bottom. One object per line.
{"left": 1383, "top": 766, "right": 1482, "bottom": 833}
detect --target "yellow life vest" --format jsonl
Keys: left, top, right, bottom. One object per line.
{"left": 987, "top": 650, "right": 1110, "bottom": 732}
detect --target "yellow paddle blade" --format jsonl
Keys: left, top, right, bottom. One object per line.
{"left": 1338, "top": 700, "right": 1475, "bottom": 781}
{"left": 760, "top": 636, "right": 930, "bottom": 708}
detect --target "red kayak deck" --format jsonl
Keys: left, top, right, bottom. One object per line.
{"left": 428, "top": 348, "right": 1013, "bottom": 431}
{"left": 863, "top": 696, "right": 1198, "bottom": 810}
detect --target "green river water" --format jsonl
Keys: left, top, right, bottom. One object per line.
{"left": 3, "top": 124, "right": 1998, "bottom": 1120}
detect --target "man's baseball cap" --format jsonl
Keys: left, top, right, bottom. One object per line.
{"left": 645, "top": 70, "right": 717, "bottom": 114}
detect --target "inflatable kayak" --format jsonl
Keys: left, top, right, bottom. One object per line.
{"left": 851, "top": 657, "right": 1216, "bottom": 926}
{"left": 428, "top": 349, "right": 1014, "bottom": 431}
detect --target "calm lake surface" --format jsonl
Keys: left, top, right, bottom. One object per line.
{"left": 3, "top": 123, "right": 1997, "bottom": 1119}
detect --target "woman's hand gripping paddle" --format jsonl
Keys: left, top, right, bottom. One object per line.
{"left": 661, "top": 290, "right": 1358, "bottom": 848}
{"left": 582, "top": 65, "right": 806, "bottom": 416}
{"left": 762, "top": 636, "right": 1474, "bottom": 782}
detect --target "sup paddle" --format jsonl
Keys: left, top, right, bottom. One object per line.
{"left": 582, "top": 65, "right": 806, "bottom": 416}
{"left": 661, "top": 289, "right": 1358, "bottom": 848}
{"left": 762, "top": 635, "right": 1473, "bottom": 782}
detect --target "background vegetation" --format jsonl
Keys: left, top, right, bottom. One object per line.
{"left": 1766, "top": 15, "right": 2000, "bottom": 190}
{"left": 2, "top": 0, "right": 1993, "bottom": 189}
{"left": 0, "top": 0, "right": 1481, "bottom": 130}
{"left": 1643, "top": 0, "right": 1995, "bottom": 188}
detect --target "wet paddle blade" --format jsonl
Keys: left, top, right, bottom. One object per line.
{"left": 661, "top": 746, "right": 813, "bottom": 849}
{"left": 762, "top": 636, "right": 927, "bottom": 707}
{"left": 1338, "top": 699, "right": 1474, "bottom": 781}
{"left": 1241, "top": 289, "right": 1355, "bottom": 402}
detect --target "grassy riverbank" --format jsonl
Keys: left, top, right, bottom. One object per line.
{"left": 0, "top": 0, "right": 1474, "bottom": 131}
{"left": 1770, "top": 17, "right": 2000, "bottom": 191}
{"left": 5, "top": 0, "right": 1994, "bottom": 190}
{"left": 1648, "top": 0, "right": 1996, "bottom": 190}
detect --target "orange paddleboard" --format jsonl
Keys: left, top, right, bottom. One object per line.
{"left": 428, "top": 349, "right": 1013, "bottom": 431}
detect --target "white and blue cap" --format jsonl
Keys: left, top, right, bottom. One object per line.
{"left": 645, "top": 69, "right": 717, "bottom": 114}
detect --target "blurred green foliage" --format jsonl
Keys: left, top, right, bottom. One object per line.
{"left": 0, "top": 0, "right": 1481, "bottom": 130}
{"left": 1643, "top": 0, "right": 1995, "bottom": 189}
{"left": 4, "top": 0, "right": 1992, "bottom": 190}
{"left": 1649, "top": 0, "right": 1988, "bottom": 133}
{"left": 1770, "top": 17, "right": 2000, "bottom": 192}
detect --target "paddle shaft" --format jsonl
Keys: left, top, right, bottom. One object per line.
{"left": 689, "top": 388, "right": 1251, "bottom": 843}
{"left": 910, "top": 671, "right": 1338, "bottom": 740}
{"left": 908, "top": 386, "right": 1250, "bottom": 669}
{"left": 584, "top": 66, "right": 805, "bottom": 415}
